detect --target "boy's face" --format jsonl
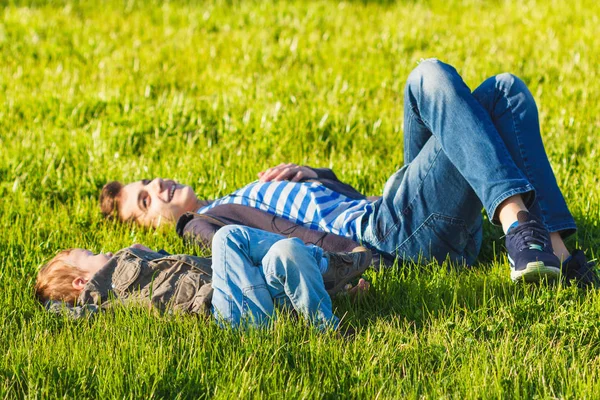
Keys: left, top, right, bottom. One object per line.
{"left": 118, "top": 178, "right": 198, "bottom": 227}
{"left": 66, "top": 249, "right": 113, "bottom": 280}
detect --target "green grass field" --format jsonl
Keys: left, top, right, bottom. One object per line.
{"left": 2, "top": 0, "right": 600, "bottom": 397}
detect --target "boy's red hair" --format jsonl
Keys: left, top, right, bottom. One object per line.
{"left": 35, "top": 250, "right": 85, "bottom": 305}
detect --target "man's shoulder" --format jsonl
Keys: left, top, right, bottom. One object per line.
{"left": 177, "top": 204, "right": 274, "bottom": 230}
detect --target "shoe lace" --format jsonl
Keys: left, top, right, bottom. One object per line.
{"left": 508, "top": 221, "right": 550, "bottom": 251}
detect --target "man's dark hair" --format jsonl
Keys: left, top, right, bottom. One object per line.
{"left": 99, "top": 181, "right": 124, "bottom": 220}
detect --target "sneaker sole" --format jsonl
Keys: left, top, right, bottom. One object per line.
{"left": 510, "top": 261, "right": 561, "bottom": 283}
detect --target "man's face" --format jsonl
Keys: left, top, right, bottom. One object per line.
{"left": 118, "top": 178, "right": 198, "bottom": 227}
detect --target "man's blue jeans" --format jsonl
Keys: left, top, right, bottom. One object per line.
{"left": 360, "top": 59, "right": 576, "bottom": 265}
{"left": 210, "top": 225, "right": 339, "bottom": 331}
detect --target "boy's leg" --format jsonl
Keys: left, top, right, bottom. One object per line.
{"left": 210, "top": 225, "right": 282, "bottom": 327}
{"left": 261, "top": 238, "right": 339, "bottom": 331}
{"left": 210, "top": 225, "right": 336, "bottom": 329}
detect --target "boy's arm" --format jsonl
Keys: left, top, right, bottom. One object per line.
{"left": 129, "top": 244, "right": 170, "bottom": 256}
{"left": 176, "top": 205, "right": 363, "bottom": 253}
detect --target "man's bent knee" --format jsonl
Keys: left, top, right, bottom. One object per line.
{"left": 494, "top": 73, "right": 531, "bottom": 97}
{"left": 406, "top": 58, "right": 462, "bottom": 96}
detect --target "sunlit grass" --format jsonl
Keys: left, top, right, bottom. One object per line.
{"left": 2, "top": 0, "right": 600, "bottom": 397}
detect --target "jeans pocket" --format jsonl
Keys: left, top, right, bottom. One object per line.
{"left": 241, "top": 284, "right": 274, "bottom": 327}
{"left": 394, "top": 213, "right": 474, "bottom": 264}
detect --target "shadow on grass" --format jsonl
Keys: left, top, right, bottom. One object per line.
{"left": 334, "top": 257, "right": 600, "bottom": 340}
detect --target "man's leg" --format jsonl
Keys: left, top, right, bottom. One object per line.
{"left": 363, "top": 59, "right": 562, "bottom": 278}
{"left": 362, "top": 134, "right": 484, "bottom": 265}
{"left": 402, "top": 65, "right": 576, "bottom": 262}
{"left": 210, "top": 225, "right": 337, "bottom": 330}
{"left": 472, "top": 73, "right": 576, "bottom": 260}
{"left": 402, "top": 59, "right": 536, "bottom": 220}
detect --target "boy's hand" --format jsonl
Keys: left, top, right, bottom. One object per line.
{"left": 258, "top": 163, "right": 318, "bottom": 182}
{"left": 343, "top": 278, "right": 370, "bottom": 298}
{"left": 129, "top": 244, "right": 153, "bottom": 252}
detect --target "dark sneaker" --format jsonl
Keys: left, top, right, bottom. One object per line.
{"left": 322, "top": 247, "right": 372, "bottom": 295}
{"left": 505, "top": 211, "right": 560, "bottom": 282}
{"left": 562, "top": 249, "right": 599, "bottom": 288}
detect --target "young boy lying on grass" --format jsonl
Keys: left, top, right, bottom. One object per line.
{"left": 35, "top": 225, "right": 371, "bottom": 331}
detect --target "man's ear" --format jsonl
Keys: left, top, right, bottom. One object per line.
{"left": 72, "top": 277, "right": 88, "bottom": 291}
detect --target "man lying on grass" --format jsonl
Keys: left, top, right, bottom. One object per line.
{"left": 35, "top": 225, "right": 371, "bottom": 331}
{"left": 100, "top": 59, "right": 598, "bottom": 287}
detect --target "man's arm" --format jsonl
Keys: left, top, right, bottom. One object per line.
{"left": 305, "top": 167, "right": 339, "bottom": 181}
{"left": 176, "top": 205, "right": 362, "bottom": 253}
{"left": 258, "top": 163, "right": 340, "bottom": 183}
{"left": 257, "top": 163, "right": 367, "bottom": 199}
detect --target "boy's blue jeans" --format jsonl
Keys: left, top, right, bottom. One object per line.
{"left": 360, "top": 59, "right": 576, "bottom": 265}
{"left": 210, "top": 225, "right": 339, "bottom": 331}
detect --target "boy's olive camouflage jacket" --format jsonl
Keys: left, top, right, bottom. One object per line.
{"left": 48, "top": 247, "right": 213, "bottom": 318}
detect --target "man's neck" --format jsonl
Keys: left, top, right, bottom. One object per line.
{"left": 196, "top": 199, "right": 211, "bottom": 210}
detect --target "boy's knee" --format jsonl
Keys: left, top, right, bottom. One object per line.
{"left": 212, "top": 225, "right": 248, "bottom": 248}
{"left": 264, "top": 238, "right": 305, "bottom": 262}
{"left": 262, "top": 238, "right": 305, "bottom": 274}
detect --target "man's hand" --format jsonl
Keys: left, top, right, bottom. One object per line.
{"left": 258, "top": 163, "right": 318, "bottom": 182}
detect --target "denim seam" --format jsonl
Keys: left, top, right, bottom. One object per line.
{"left": 369, "top": 143, "right": 445, "bottom": 248}
{"left": 405, "top": 110, "right": 413, "bottom": 162}
{"left": 404, "top": 144, "right": 445, "bottom": 215}
{"left": 393, "top": 213, "right": 428, "bottom": 252}
{"left": 488, "top": 184, "right": 535, "bottom": 224}
{"left": 546, "top": 222, "right": 577, "bottom": 233}
{"left": 368, "top": 220, "right": 399, "bottom": 249}
{"left": 242, "top": 284, "right": 268, "bottom": 295}
{"left": 217, "top": 233, "right": 234, "bottom": 323}
{"left": 501, "top": 83, "right": 542, "bottom": 219}
{"left": 393, "top": 212, "right": 468, "bottom": 258}
{"left": 424, "top": 213, "right": 467, "bottom": 226}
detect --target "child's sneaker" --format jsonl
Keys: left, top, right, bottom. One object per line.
{"left": 505, "top": 211, "right": 560, "bottom": 282}
{"left": 562, "top": 249, "right": 599, "bottom": 288}
{"left": 322, "top": 247, "right": 372, "bottom": 295}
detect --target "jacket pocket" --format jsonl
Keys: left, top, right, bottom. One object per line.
{"left": 112, "top": 257, "right": 142, "bottom": 292}
{"left": 171, "top": 272, "right": 199, "bottom": 312}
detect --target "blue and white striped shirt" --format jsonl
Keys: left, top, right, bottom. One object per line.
{"left": 198, "top": 181, "right": 372, "bottom": 242}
